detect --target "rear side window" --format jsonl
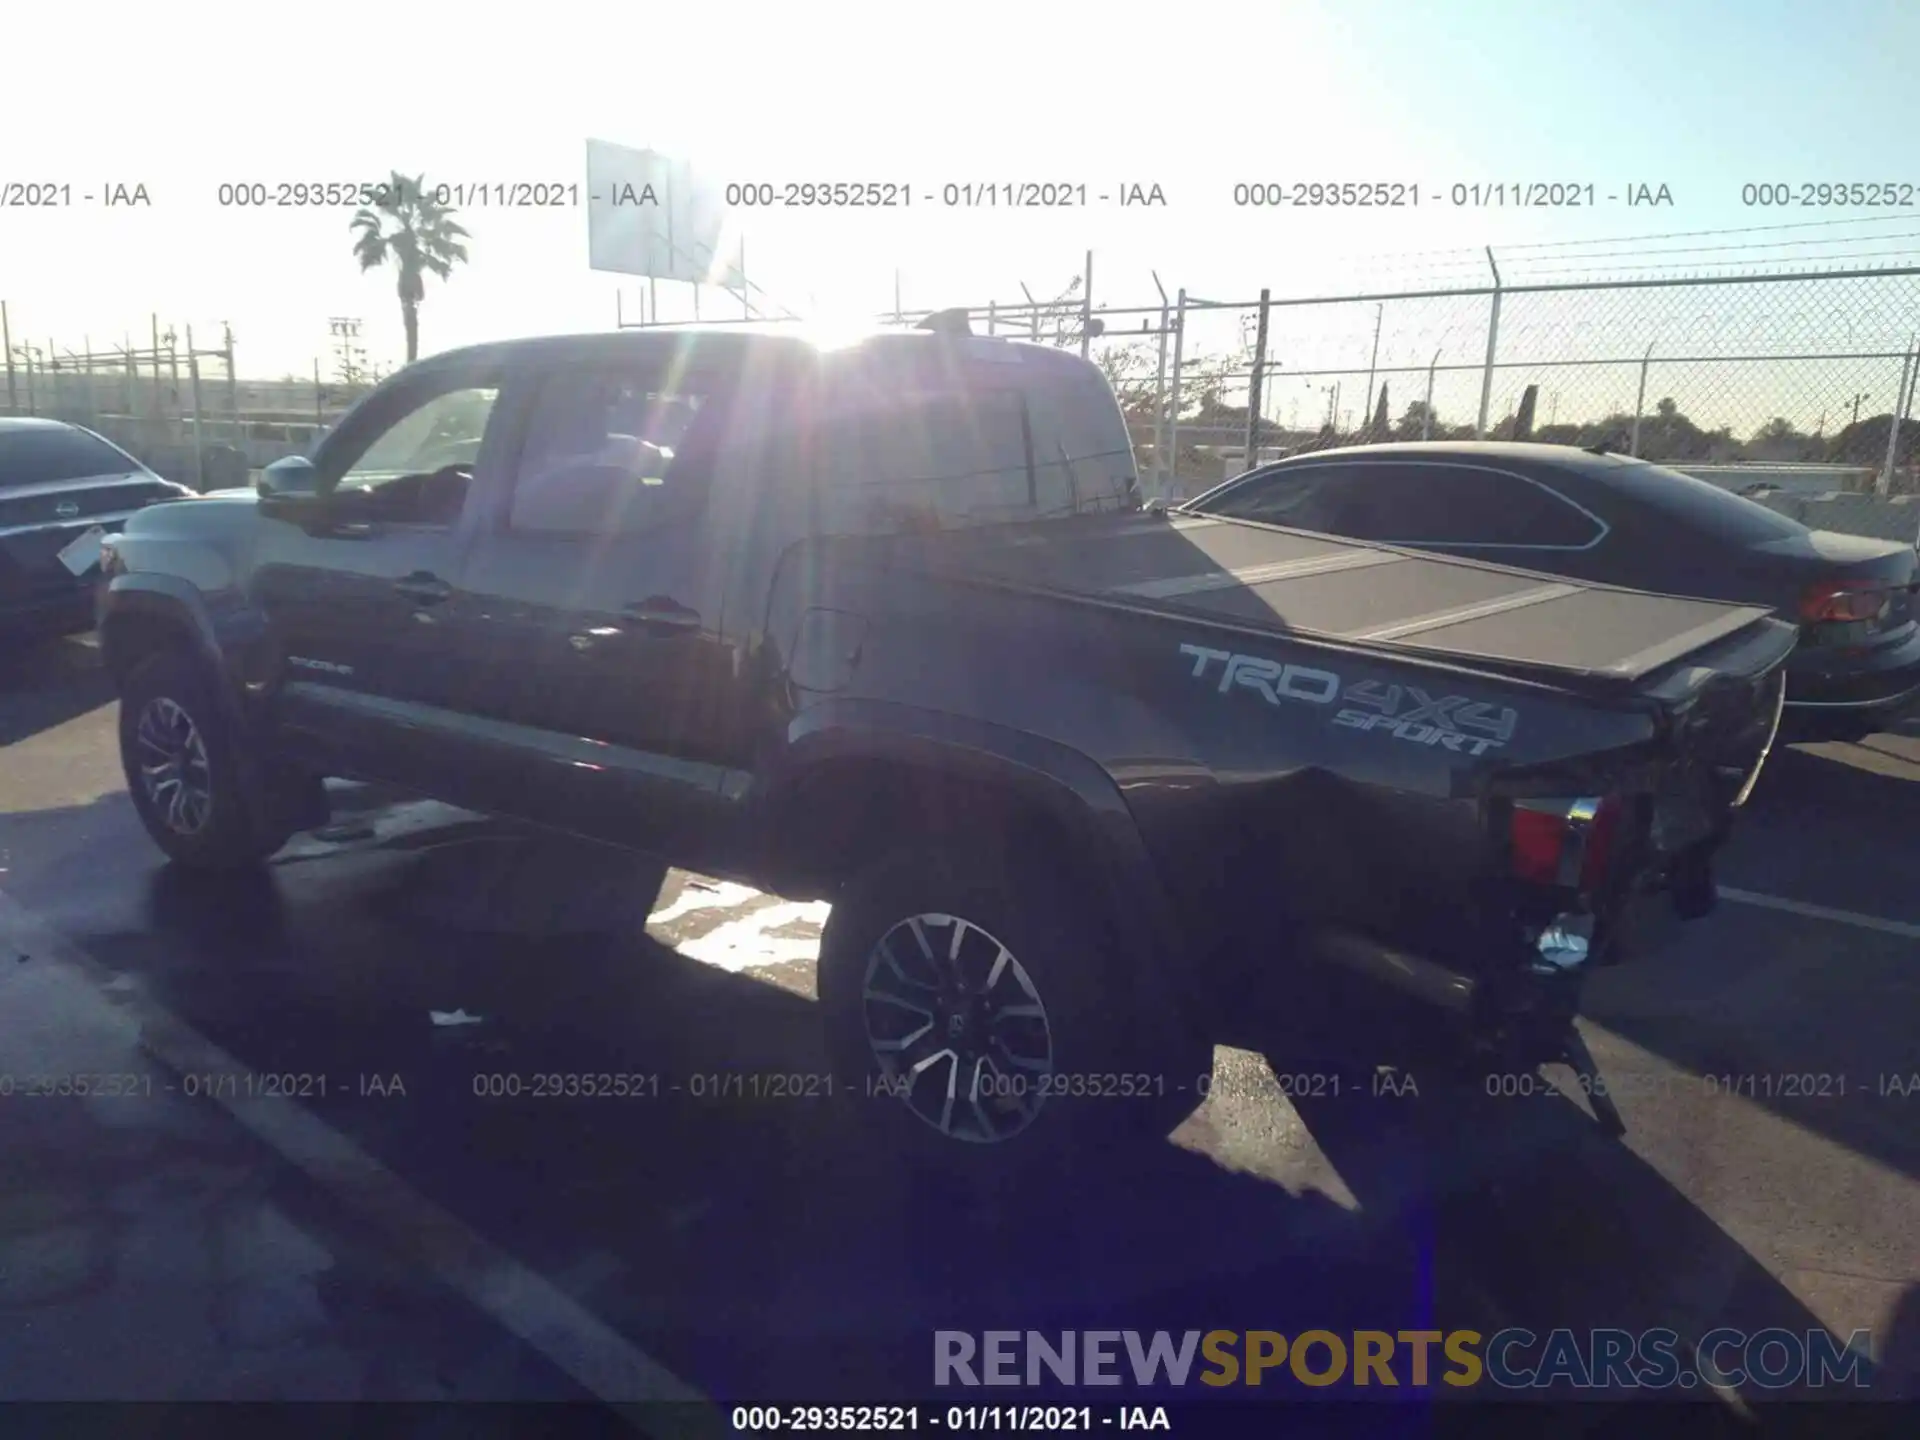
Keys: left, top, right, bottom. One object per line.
{"left": 1025, "top": 369, "right": 1139, "bottom": 516}
{"left": 508, "top": 369, "right": 726, "bottom": 535}
{"left": 815, "top": 389, "right": 1036, "bottom": 533}
{"left": 1318, "top": 462, "right": 1601, "bottom": 547}
{"left": 0, "top": 427, "right": 138, "bottom": 487}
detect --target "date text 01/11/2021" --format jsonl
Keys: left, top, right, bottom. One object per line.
{"left": 0, "top": 1072, "right": 406, "bottom": 1099}
{"left": 1229, "top": 181, "right": 1676, "bottom": 208}
{"left": 730, "top": 1405, "right": 1172, "bottom": 1432}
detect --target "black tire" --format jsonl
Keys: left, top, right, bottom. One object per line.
{"left": 818, "top": 844, "right": 1206, "bottom": 1183}
{"left": 117, "top": 649, "right": 294, "bottom": 869}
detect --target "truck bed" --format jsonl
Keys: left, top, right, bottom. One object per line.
{"left": 895, "top": 511, "right": 1777, "bottom": 692}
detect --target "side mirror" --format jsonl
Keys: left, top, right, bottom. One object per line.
{"left": 256, "top": 455, "right": 324, "bottom": 512}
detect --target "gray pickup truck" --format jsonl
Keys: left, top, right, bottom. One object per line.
{"left": 94, "top": 317, "right": 1792, "bottom": 1171}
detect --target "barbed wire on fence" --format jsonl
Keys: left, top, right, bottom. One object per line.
{"left": 8, "top": 221, "right": 1919, "bottom": 496}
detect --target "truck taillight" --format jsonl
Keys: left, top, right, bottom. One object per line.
{"left": 1798, "top": 579, "right": 1889, "bottom": 625}
{"left": 1509, "top": 795, "right": 1623, "bottom": 893}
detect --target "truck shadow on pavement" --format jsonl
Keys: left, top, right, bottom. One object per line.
{"left": 0, "top": 635, "right": 112, "bottom": 747}
{"left": 0, "top": 803, "right": 1871, "bottom": 1405}
{"left": 1585, "top": 738, "right": 1920, "bottom": 1184}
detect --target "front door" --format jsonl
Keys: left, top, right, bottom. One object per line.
{"left": 254, "top": 365, "right": 505, "bottom": 796}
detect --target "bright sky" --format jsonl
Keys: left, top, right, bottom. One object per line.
{"left": 4, "top": 0, "right": 1917, "bottom": 428}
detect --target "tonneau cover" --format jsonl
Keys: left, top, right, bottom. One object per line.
{"left": 899, "top": 512, "right": 1775, "bottom": 687}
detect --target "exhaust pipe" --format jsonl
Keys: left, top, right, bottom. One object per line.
{"left": 1306, "top": 927, "right": 1478, "bottom": 1014}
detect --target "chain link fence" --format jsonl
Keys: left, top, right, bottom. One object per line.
{"left": 1, "top": 312, "right": 375, "bottom": 490}
{"left": 631, "top": 247, "right": 1920, "bottom": 509}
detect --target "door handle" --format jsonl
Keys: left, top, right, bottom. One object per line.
{"left": 621, "top": 599, "right": 700, "bottom": 634}
{"left": 393, "top": 571, "right": 453, "bottom": 605}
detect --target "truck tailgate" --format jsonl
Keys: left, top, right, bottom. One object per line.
{"left": 901, "top": 512, "right": 1776, "bottom": 689}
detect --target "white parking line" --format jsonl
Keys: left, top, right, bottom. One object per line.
{"left": 1719, "top": 886, "right": 1920, "bottom": 941}
{"left": 0, "top": 889, "right": 712, "bottom": 1424}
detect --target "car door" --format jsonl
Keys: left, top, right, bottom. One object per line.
{"left": 253, "top": 362, "right": 506, "bottom": 792}
{"left": 445, "top": 360, "right": 750, "bottom": 861}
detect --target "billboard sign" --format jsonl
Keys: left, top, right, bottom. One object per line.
{"left": 586, "top": 139, "right": 742, "bottom": 286}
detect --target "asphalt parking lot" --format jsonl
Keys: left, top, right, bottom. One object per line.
{"left": 1, "top": 633, "right": 1916, "bottom": 1419}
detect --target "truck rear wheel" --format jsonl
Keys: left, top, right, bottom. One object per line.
{"left": 118, "top": 650, "right": 295, "bottom": 870}
{"left": 818, "top": 845, "right": 1203, "bottom": 1180}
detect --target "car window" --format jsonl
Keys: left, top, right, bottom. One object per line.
{"left": 508, "top": 371, "right": 723, "bottom": 535}
{"left": 1207, "top": 467, "right": 1351, "bottom": 532}
{"left": 1316, "top": 463, "right": 1601, "bottom": 547}
{"left": 341, "top": 386, "right": 499, "bottom": 492}
{"left": 0, "top": 427, "right": 140, "bottom": 487}
{"left": 814, "top": 388, "right": 1037, "bottom": 533}
{"left": 1588, "top": 456, "right": 1807, "bottom": 543}
{"left": 1024, "top": 369, "right": 1140, "bottom": 516}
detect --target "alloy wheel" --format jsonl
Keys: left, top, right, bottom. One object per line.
{"left": 134, "top": 696, "right": 214, "bottom": 836}
{"left": 861, "top": 912, "right": 1056, "bottom": 1144}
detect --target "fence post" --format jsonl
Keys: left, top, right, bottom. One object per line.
{"left": 149, "top": 314, "right": 162, "bottom": 451}
{"left": 1151, "top": 271, "right": 1170, "bottom": 496}
{"left": 23, "top": 348, "right": 34, "bottom": 416}
{"left": 1079, "top": 250, "right": 1094, "bottom": 360}
{"left": 1244, "top": 288, "right": 1272, "bottom": 468}
{"left": 187, "top": 324, "right": 205, "bottom": 490}
{"left": 1, "top": 301, "right": 12, "bottom": 415}
{"left": 1474, "top": 247, "right": 1501, "bottom": 439}
{"left": 1362, "top": 301, "right": 1383, "bottom": 437}
{"left": 1168, "top": 289, "right": 1188, "bottom": 497}
{"left": 224, "top": 323, "right": 239, "bottom": 454}
{"left": 987, "top": 300, "right": 997, "bottom": 337}
{"left": 1879, "top": 340, "right": 1915, "bottom": 496}
{"left": 1630, "top": 339, "right": 1655, "bottom": 457}
{"left": 1424, "top": 348, "right": 1441, "bottom": 439}
{"left": 314, "top": 359, "right": 324, "bottom": 428}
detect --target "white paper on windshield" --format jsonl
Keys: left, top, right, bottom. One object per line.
{"left": 56, "top": 525, "right": 108, "bottom": 576}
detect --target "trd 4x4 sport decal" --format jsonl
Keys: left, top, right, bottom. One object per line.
{"left": 1178, "top": 643, "right": 1517, "bottom": 756}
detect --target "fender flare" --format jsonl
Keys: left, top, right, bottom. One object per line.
{"left": 98, "top": 574, "right": 227, "bottom": 679}
{"left": 98, "top": 576, "right": 291, "bottom": 833}
{"left": 763, "top": 697, "right": 1199, "bottom": 1037}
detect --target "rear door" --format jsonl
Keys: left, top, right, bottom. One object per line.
{"left": 445, "top": 359, "right": 751, "bottom": 860}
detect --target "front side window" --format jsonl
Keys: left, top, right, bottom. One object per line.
{"left": 340, "top": 386, "right": 499, "bottom": 493}
{"left": 1209, "top": 468, "right": 1351, "bottom": 532}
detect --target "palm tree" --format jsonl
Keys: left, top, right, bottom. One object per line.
{"left": 349, "top": 172, "right": 470, "bottom": 363}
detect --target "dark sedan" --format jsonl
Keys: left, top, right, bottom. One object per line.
{"left": 1187, "top": 441, "right": 1920, "bottom": 742}
{"left": 0, "top": 418, "right": 195, "bottom": 644}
